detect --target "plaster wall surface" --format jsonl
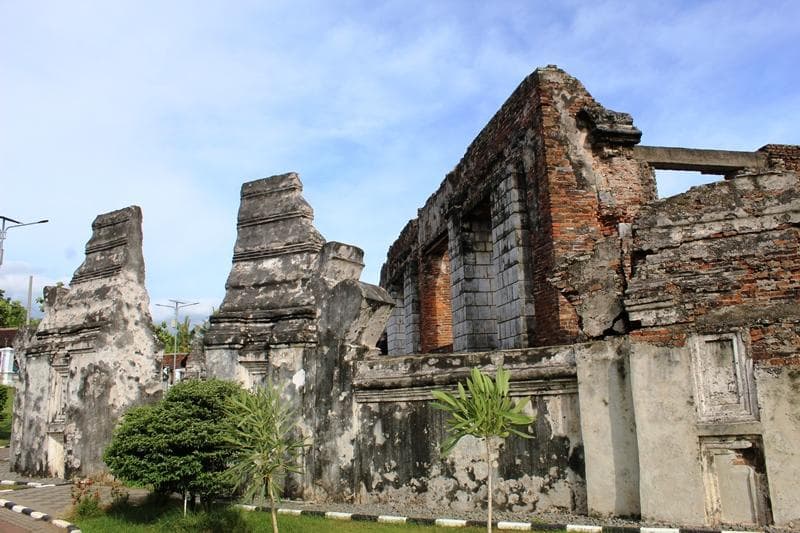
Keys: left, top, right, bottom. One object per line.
{"left": 754, "top": 365, "right": 800, "bottom": 527}
{"left": 575, "top": 338, "right": 640, "bottom": 517}
{"left": 624, "top": 169, "right": 799, "bottom": 528}
{"left": 352, "top": 346, "right": 586, "bottom": 514}
{"left": 11, "top": 206, "right": 162, "bottom": 478}
{"left": 627, "top": 342, "right": 705, "bottom": 524}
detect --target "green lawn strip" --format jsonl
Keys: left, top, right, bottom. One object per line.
{"left": 0, "top": 385, "right": 13, "bottom": 446}
{"left": 73, "top": 499, "right": 560, "bottom": 532}
{"left": 76, "top": 508, "right": 486, "bottom": 532}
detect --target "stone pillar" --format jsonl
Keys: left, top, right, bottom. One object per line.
{"left": 385, "top": 285, "right": 406, "bottom": 355}
{"left": 449, "top": 206, "right": 498, "bottom": 352}
{"left": 491, "top": 172, "right": 536, "bottom": 349}
{"left": 402, "top": 262, "right": 421, "bottom": 354}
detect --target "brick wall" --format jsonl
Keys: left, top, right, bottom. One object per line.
{"left": 527, "top": 68, "right": 654, "bottom": 345}
{"left": 759, "top": 144, "right": 800, "bottom": 173}
{"left": 626, "top": 171, "right": 800, "bottom": 366}
{"left": 419, "top": 243, "right": 453, "bottom": 353}
{"left": 381, "top": 66, "right": 656, "bottom": 351}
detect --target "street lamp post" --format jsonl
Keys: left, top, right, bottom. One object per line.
{"left": 156, "top": 299, "right": 198, "bottom": 386}
{"left": 0, "top": 216, "right": 49, "bottom": 268}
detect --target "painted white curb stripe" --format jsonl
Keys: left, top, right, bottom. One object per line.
{"left": 325, "top": 511, "right": 352, "bottom": 520}
{"left": 30, "top": 511, "right": 46, "bottom": 519}
{"left": 0, "top": 481, "right": 14, "bottom": 485}
{"left": 497, "top": 521, "right": 532, "bottom": 531}
{"left": 566, "top": 526, "right": 602, "bottom": 533}
{"left": 436, "top": 518, "right": 468, "bottom": 527}
{"left": 722, "top": 531, "right": 761, "bottom": 533}
{"left": 0, "top": 490, "right": 12, "bottom": 493}
{"left": 11, "top": 505, "right": 26, "bottom": 513}
{"left": 236, "top": 504, "right": 257, "bottom": 511}
{"left": 378, "top": 515, "right": 407, "bottom": 524}
{"left": 51, "top": 519, "right": 72, "bottom": 528}
{"left": 641, "top": 529, "right": 679, "bottom": 533}
{"left": 277, "top": 508, "right": 302, "bottom": 516}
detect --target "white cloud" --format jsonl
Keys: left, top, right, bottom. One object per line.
{"left": 1, "top": 0, "right": 797, "bottom": 304}
{"left": 0, "top": 261, "right": 61, "bottom": 317}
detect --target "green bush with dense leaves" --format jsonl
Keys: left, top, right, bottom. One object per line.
{"left": 104, "top": 379, "right": 243, "bottom": 507}
{"left": 0, "top": 385, "right": 8, "bottom": 418}
{"left": 0, "top": 385, "right": 12, "bottom": 446}
{"left": 0, "top": 289, "right": 26, "bottom": 327}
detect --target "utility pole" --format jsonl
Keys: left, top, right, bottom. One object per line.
{"left": 155, "top": 299, "right": 198, "bottom": 386}
{"left": 0, "top": 216, "right": 49, "bottom": 268}
{"left": 26, "top": 275, "right": 33, "bottom": 325}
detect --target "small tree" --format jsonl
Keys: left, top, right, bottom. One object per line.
{"left": 432, "top": 367, "right": 535, "bottom": 533}
{"left": 0, "top": 289, "right": 26, "bottom": 327}
{"left": 104, "top": 379, "right": 242, "bottom": 513}
{"left": 152, "top": 317, "right": 202, "bottom": 354}
{"left": 223, "top": 383, "right": 306, "bottom": 533}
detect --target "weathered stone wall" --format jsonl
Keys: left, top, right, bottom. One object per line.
{"left": 202, "top": 173, "right": 394, "bottom": 501}
{"left": 352, "top": 346, "right": 586, "bottom": 514}
{"left": 11, "top": 206, "right": 162, "bottom": 478}
{"left": 625, "top": 170, "right": 800, "bottom": 527}
{"left": 378, "top": 66, "right": 799, "bottom": 528}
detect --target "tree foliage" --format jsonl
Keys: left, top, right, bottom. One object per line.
{"left": 432, "top": 367, "right": 535, "bottom": 533}
{"left": 153, "top": 316, "right": 208, "bottom": 353}
{"left": 0, "top": 385, "right": 9, "bottom": 422}
{"left": 0, "top": 289, "right": 27, "bottom": 328}
{"left": 104, "top": 379, "right": 243, "bottom": 507}
{"left": 223, "top": 382, "right": 306, "bottom": 533}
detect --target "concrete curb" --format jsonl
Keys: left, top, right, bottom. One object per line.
{"left": 234, "top": 504, "right": 763, "bottom": 532}
{"left": 0, "top": 497, "right": 81, "bottom": 532}
{"left": 0, "top": 479, "right": 66, "bottom": 488}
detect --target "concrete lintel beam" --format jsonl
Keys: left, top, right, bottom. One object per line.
{"left": 634, "top": 145, "right": 768, "bottom": 174}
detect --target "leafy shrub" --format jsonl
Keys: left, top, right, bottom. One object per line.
{"left": 0, "top": 386, "right": 8, "bottom": 416}
{"left": 104, "top": 379, "right": 243, "bottom": 508}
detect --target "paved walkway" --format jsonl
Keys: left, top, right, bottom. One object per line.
{"left": 0, "top": 448, "right": 67, "bottom": 531}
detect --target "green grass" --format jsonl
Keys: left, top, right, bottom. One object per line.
{"left": 74, "top": 499, "right": 492, "bottom": 532}
{"left": 71, "top": 496, "right": 568, "bottom": 533}
{"left": 0, "top": 385, "right": 13, "bottom": 446}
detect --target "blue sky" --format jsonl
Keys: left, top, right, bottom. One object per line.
{"left": 2, "top": 0, "right": 798, "bottom": 324}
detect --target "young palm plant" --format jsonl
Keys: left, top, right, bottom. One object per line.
{"left": 223, "top": 383, "right": 306, "bottom": 533}
{"left": 432, "top": 366, "right": 535, "bottom": 533}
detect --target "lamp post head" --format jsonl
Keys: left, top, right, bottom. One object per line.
{"left": 0, "top": 216, "right": 49, "bottom": 267}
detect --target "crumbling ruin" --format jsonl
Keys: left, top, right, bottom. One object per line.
{"left": 9, "top": 65, "right": 798, "bottom": 530}
{"left": 201, "top": 173, "right": 394, "bottom": 500}
{"left": 11, "top": 206, "right": 162, "bottom": 478}
{"left": 377, "top": 66, "right": 800, "bottom": 528}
